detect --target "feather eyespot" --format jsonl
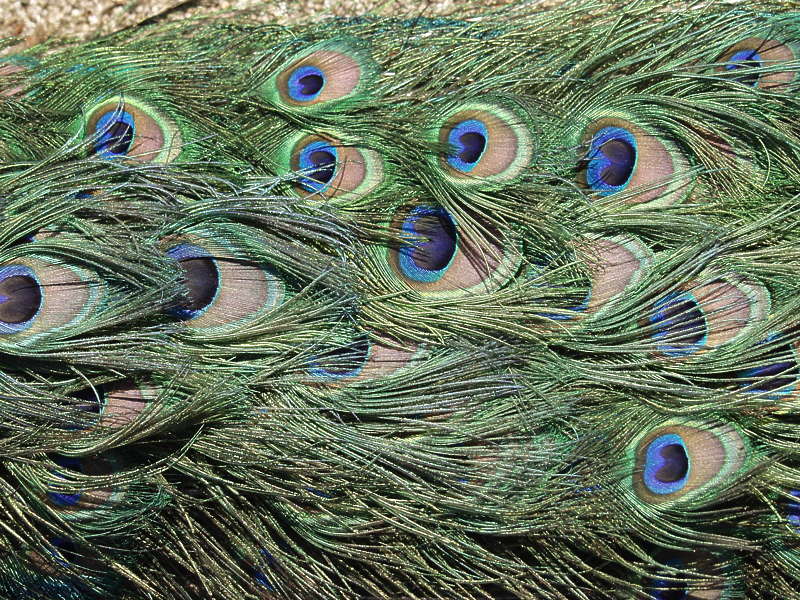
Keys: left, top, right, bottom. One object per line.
{"left": 261, "top": 38, "right": 378, "bottom": 110}
{"left": 631, "top": 422, "right": 749, "bottom": 506}
{"left": 82, "top": 96, "right": 182, "bottom": 162}
{"left": 649, "top": 291, "right": 708, "bottom": 357}
{"left": 93, "top": 109, "right": 135, "bottom": 157}
{"left": 582, "top": 236, "right": 652, "bottom": 316}
{"left": 644, "top": 551, "right": 732, "bottom": 599}
{"left": 168, "top": 244, "right": 219, "bottom": 321}
{"left": 642, "top": 433, "right": 690, "bottom": 496}
{"left": 737, "top": 331, "right": 799, "bottom": 403}
{"left": 0, "top": 259, "right": 102, "bottom": 345}
{"left": 578, "top": 117, "right": 691, "bottom": 206}
{"left": 307, "top": 334, "right": 419, "bottom": 384}
{"left": 434, "top": 100, "right": 533, "bottom": 185}
{"left": 398, "top": 206, "right": 458, "bottom": 283}
{"left": 385, "top": 204, "right": 521, "bottom": 297}
{"left": 282, "top": 133, "right": 384, "bottom": 203}
{"left": 446, "top": 119, "right": 489, "bottom": 173}
{"left": 296, "top": 139, "right": 338, "bottom": 193}
{"left": 787, "top": 490, "right": 800, "bottom": 532}
{"left": 165, "top": 238, "right": 286, "bottom": 334}
{"left": 26, "top": 536, "right": 101, "bottom": 578}
{"left": 287, "top": 64, "right": 326, "bottom": 101}
{"left": 0, "top": 266, "right": 42, "bottom": 331}
{"left": 70, "top": 381, "right": 153, "bottom": 429}
{"left": 308, "top": 334, "right": 371, "bottom": 381}
{"left": 584, "top": 126, "right": 637, "bottom": 195}
{"left": 717, "top": 37, "right": 799, "bottom": 89}
{"left": 46, "top": 454, "right": 125, "bottom": 517}
{"left": 0, "top": 57, "right": 37, "bottom": 98}
{"left": 645, "top": 277, "right": 769, "bottom": 358}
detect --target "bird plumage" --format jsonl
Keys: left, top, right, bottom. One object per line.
{"left": 1, "top": 1, "right": 800, "bottom": 598}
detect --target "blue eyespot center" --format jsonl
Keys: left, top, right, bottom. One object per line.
{"left": 48, "top": 455, "right": 84, "bottom": 508}
{"left": 94, "top": 109, "right": 135, "bottom": 157}
{"left": 298, "top": 141, "right": 338, "bottom": 193}
{"left": 167, "top": 244, "right": 220, "bottom": 320}
{"left": 648, "top": 558, "right": 689, "bottom": 600}
{"left": 738, "top": 334, "right": 798, "bottom": 396}
{"left": 398, "top": 206, "right": 458, "bottom": 282}
{"left": 0, "top": 266, "right": 41, "bottom": 333}
{"left": 70, "top": 385, "right": 107, "bottom": 415}
{"left": 308, "top": 336, "right": 370, "bottom": 379}
{"left": 64, "top": 385, "right": 106, "bottom": 431}
{"left": 288, "top": 65, "right": 326, "bottom": 101}
{"left": 447, "top": 119, "right": 488, "bottom": 172}
{"left": 643, "top": 433, "right": 690, "bottom": 495}
{"left": 50, "top": 537, "right": 79, "bottom": 564}
{"left": 725, "top": 49, "right": 762, "bottom": 86}
{"left": 585, "top": 126, "right": 637, "bottom": 195}
{"left": 788, "top": 490, "right": 800, "bottom": 531}
{"left": 650, "top": 292, "right": 707, "bottom": 356}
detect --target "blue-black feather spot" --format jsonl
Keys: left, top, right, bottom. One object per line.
{"left": 177, "top": 257, "right": 219, "bottom": 315}
{"left": 643, "top": 434, "right": 690, "bottom": 495}
{"left": 458, "top": 132, "right": 486, "bottom": 164}
{"left": 298, "top": 141, "right": 338, "bottom": 193}
{"left": 648, "top": 576, "right": 689, "bottom": 600}
{"left": 650, "top": 293, "right": 707, "bottom": 355}
{"left": 69, "top": 385, "right": 107, "bottom": 415}
{"left": 299, "top": 74, "right": 324, "bottom": 96}
{"left": 725, "top": 49, "right": 762, "bottom": 86}
{"left": 787, "top": 490, "right": 800, "bottom": 530}
{"left": 399, "top": 207, "right": 458, "bottom": 280}
{"left": 47, "top": 455, "right": 84, "bottom": 508}
{"left": 317, "top": 336, "right": 370, "bottom": 376}
{"left": 584, "top": 126, "right": 637, "bottom": 194}
{"left": 94, "top": 110, "right": 135, "bottom": 157}
{"left": 288, "top": 65, "right": 326, "bottom": 101}
{"left": 308, "top": 150, "right": 336, "bottom": 184}
{"left": 447, "top": 119, "right": 488, "bottom": 172}
{"left": 738, "top": 334, "right": 797, "bottom": 393}
{"left": 655, "top": 444, "right": 689, "bottom": 484}
{"left": 586, "top": 127, "right": 636, "bottom": 191}
{"left": 0, "top": 274, "right": 41, "bottom": 324}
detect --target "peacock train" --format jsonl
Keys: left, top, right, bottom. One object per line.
{"left": 1, "top": 1, "right": 800, "bottom": 598}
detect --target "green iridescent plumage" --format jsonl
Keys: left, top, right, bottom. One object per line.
{"left": 0, "top": 2, "right": 800, "bottom": 599}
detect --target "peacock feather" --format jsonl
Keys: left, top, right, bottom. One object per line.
{"left": 2, "top": 1, "right": 800, "bottom": 598}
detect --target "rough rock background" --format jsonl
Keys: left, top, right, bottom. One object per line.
{"left": 1, "top": 0, "right": 471, "bottom": 44}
